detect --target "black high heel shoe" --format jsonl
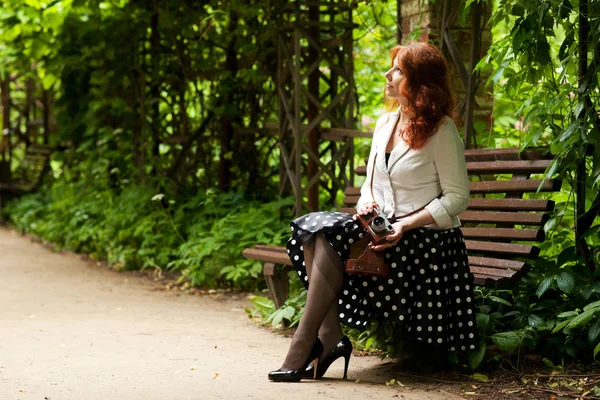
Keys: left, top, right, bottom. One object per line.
{"left": 302, "top": 336, "right": 352, "bottom": 380}
{"left": 268, "top": 339, "right": 324, "bottom": 382}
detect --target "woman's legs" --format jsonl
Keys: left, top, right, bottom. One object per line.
{"left": 280, "top": 233, "right": 345, "bottom": 371}
{"left": 302, "top": 235, "right": 344, "bottom": 356}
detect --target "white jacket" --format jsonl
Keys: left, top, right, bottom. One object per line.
{"left": 356, "top": 111, "right": 470, "bottom": 230}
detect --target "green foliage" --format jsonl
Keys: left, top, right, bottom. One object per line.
{"left": 168, "top": 191, "right": 294, "bottom": 288}
{"left": 5, "top": 177, "right": 294, "bottom": 290}
{"left": 1, "top": 0, "right": 285, "bottom": 196}
{"left": 247, "top": 290, "right": 307, "bottom": 329}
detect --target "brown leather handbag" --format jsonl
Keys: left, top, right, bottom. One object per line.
{"left": 345, "top": 235, "right": 390, "bottom": 277}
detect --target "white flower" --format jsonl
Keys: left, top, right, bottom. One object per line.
{"left": 151, "top": 193, "right": 165, "bottom": 202}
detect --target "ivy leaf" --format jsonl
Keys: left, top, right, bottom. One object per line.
{"left": 557, "top": 311, "right": 578, "bottom": 318}
{"left": 528, "top": 314, "right": 545, "bottom": 327}
{"left": 250, "top": 295, "right": 274, "bottom": 315}
{"left": 558, "top": 30, "right": 575, "bottom": 60}
{"left": 468, "top": 342, "right": 486, "bottom": 370}
{"left": 556, "top": 272, "right": 575, "bottom": 294}
{"left": 588, "top": 319, "right": 600, "bottom": 345}
{"left": 542, "top": 15, "right": 554, "bottom": 29}
{"left": 566, "top": 309, "right": 597, "bottom": 329}
{"left": 552, "top": 318, "right": 571, "bottom": 333}
{"left": 512, "top": 27, "right": 525, "bottom": 53}
{"left": 559, "top": 0, "right": 573, "bottom": 18}
{"left": 476, "top": 313, "right": 490, "bottom": 330}
{"left": 489, "top": 296, "right": 512, "bottom": 306}
{"left": 583, "top": 300, "right": 600, "bottom": 312}
{"left": 491, "top": 331, "right": 520, "bottom": 353}
{"left": 557, "top": 246, "right": 576, "bottom": 267}
{"left": 535, "top": 40, "right": 551, "bottom": 65}
{"left": 560, "top": 122, "right": 579, "bottom": 142}
{"left": 574, "top": 100, "right": 585, "bottom": 119}
{"left": 536, "top": 276, "right": 554, "bottom": 297}
{"left": 511, "top": 4, "right": 525, "bottom": 16}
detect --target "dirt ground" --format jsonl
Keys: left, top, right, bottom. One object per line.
{"left": 0, "top": 227, "right": 470, "bottom": 400}
{"left": 2, "top": 226, "right": 599, "bottom": 400}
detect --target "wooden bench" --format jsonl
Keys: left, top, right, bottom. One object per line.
{"left": 0, "top": 144, "right": 53, "bottom": 216}
{"left": 243, "top": 147, "right": 561, "bottom": 309}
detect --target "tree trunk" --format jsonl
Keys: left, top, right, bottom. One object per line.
{"left": 307, "top": 4, "right": 320, "bottom": 211}
{"left": 218, "top": 11, "right": 239, "bottom": 192}
{"left": 577, "top": 0, "right": 596, "bottom": 276}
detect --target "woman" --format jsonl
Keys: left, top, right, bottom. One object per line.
{"left": 268, "top": 42, "right": 478, "bottom": 382}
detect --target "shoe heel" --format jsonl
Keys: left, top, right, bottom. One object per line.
{"left": 312, "top": 358, "right": 319, "bottom": 379}
{"left": 343, "top": 355, "right": 350, "bottom": 380}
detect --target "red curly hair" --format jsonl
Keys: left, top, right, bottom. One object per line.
{"left": 385, "top": 42, "right": 456, "bottom": 150}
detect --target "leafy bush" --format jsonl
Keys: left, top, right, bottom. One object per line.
{"left": 5, "top": 179, "right": 294, "bottom": 291}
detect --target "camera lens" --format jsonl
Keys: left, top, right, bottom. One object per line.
{"left": 371, "top": 216, "right": 387, "bottom": 233}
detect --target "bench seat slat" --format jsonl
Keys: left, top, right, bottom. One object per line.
{"left": 461, "top": 227, "right": 544, "bottom": 241}
{"left": 470, "top": 266, "right": 519, "bottom": 279}
{"left": 355, "top": 159, "right": 553, "bottom": 177}
{"left": 473, "top": 274, "right": 512, "bottom": 288}
{"left": 465, "top": 240, "right": 539, "bottom": 257}
{"left": 342, "top": 200, "right": 555, "bottom": 213}
{"left": 242, "top": 248, "right": 292, "bottom": 266}
{"left": 0, "top": 182, "right": 34, "bottom": 194}
{"left": 344, "top": 179, "right": 562, "bottom": 199}
{"left": 464, "top": 148, "right": 552, "bottom": 161}
{"left": 467, "top": 256, "right": 526, "bottom": 271}
{"left": 459, "top": 210, "right": 548, "bottom": 225}
{"left": 469, "top": 179, "right": 561, "bottom": 194}
{"left": 468, "top": 198, "right": 554, "bottom": 211}
{"left": 255, "top": 244, "right": 288, "bottom": 253}
{"left": 465, "top": 160, "right": 552, "bottom": 174}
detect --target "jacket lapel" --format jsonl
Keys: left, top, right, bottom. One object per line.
{"left": 380, "top": 111, "right": 412, "bottom": 173}
{"left": 376, "top": 113, "right": 398, "bottom": 177}
{"left": 387, "top": 138, "right": 411, "bottom": 172}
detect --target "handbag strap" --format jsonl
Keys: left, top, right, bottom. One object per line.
{"left": 370, "top": 153, "right": 377, "bottom": 204}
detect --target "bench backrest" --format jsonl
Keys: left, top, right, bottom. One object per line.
{"left": 340, "top": 148, "right": 560, "bottom": 288}
{"left": 9, "top": 144, "right": 52, "bottom": 189}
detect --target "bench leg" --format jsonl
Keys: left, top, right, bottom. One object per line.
{"left": 264, "top": 262, "right": 291, "bottom": 309}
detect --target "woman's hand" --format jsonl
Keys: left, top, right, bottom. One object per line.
{"left": 353, "top": 202, "right": 379, "bottom": 220}
{"left": 370, "top": 220, "right": 410, "bottom": 251}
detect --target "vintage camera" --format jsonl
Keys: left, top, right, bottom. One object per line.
{"left": 356, "top": 206, "right": 395, "bottom": 245}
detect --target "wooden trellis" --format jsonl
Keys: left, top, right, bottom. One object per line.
{"left": 277, "top": 0, "right": 362, "bottom": 216}
{"left": 0, "top": 72, "right": 52, "bottom": 183}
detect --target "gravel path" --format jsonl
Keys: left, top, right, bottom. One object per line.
{"left": 0, "top": 227, "right": 465, "bottom": 400}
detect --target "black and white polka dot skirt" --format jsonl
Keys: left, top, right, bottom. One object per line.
{"left": 286, "top": 211, "right": 478, "bottom": 353}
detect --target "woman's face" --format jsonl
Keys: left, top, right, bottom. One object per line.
{"left": 384, "top": 56, "right": 408, "bottom": 106}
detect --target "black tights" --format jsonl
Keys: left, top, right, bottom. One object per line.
{"left": 280, "top": 234, "right": 345, "bottom": 371}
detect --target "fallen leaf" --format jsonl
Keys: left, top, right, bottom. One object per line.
{"left": 470, "top": 373, "right": 489, "bottom": 382}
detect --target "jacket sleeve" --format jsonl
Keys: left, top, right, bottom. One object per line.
{"left": 356, "top": 114, "right": 388, "bottom": 210}
{"left": 424, "top": 119, "right": 470, "bottom": 229}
